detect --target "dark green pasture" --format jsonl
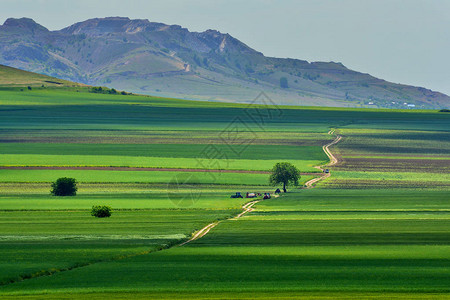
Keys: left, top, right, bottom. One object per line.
{"left": 1, "top": 189, "right": 448, "bottom": 296}
{"left": 0, "top": 88, "right": 449, "bottom": 298}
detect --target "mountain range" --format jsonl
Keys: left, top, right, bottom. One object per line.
{"left": 0, "top": 17, "right": 448, "bottom": 109}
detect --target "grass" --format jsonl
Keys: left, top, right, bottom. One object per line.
{"left": 0, "top": 86, "right": 449, "bottom": 298}
{"left": 332, "top": 171, "right": 450, "bottom": 182}
{"left": 1, "top": 213, "right": 447, "bottom": 294}
{"left": 0, "top": 192, "right": 253, "bottom": 210}
{"left": 0, "top": 170, "right": 314, "bottom": 186}
{"left": 0, "top": 209, "right": 236, "bottom": 286}
{"left": 326, "top": 126, "right": 450, "bottom": 188}
{"left": 0, "top": 292, "right": 446, "bottom": 299}
{"left": 256, "top": 189, "right": 450, "bottom": 211}
{"left": 0, "top": 143, "right": 327, "bottom": 160}
{"left": 0, "top": 65, "right": 80, "bottom": 87}
{"left": 0, "top": 154, "right": 322, "bottom": 172}
{"left": 1, "top": 187, "right": 448, "bottom": 296}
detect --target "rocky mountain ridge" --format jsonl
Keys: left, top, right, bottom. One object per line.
{"left": 0, "top": 17, "right": 448, "bottom": 108}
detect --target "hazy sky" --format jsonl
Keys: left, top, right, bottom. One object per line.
{"left": 1, "top": 0, "right": 449, "bottom": 95}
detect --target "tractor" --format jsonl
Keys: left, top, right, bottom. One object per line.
{"left": 231, "top": 192, "right": 243, "bottom": 198}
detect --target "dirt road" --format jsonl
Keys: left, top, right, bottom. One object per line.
{"left": 180, "top": 130, "right": 342, "bottom": 245}
{"left": 305, "top": 133, "right": 342, "bottom": 188}
{"left": 179, "top": 200, "right": 260, "bottom": 246}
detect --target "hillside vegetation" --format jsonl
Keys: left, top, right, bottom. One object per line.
{"left": 0, "top": 64, "right": 83, "bottom": 87}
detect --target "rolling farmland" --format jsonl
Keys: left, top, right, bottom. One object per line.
{"left": 0, "top": 81, "right": 449, "bottom": 298}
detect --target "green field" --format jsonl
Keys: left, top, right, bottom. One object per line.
{"left": 0, "top": 169, "right": 273, "bottom": 185}
{"left": 1, "top": 190, "right": 448, "bottom": 297}
{"left": 0, "top": 85, "right": 449, "bottom": 298}
{"left": 0, "top": 210, "right": 236, "bottom": 286}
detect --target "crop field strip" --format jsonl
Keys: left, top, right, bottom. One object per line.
{"left": 319, "top": 127, "right": 450, "bottom": 189}
{"left": 0, "top": 87, "right": 449, "bottom": 298}
{"left": 0, "top": 134, "right": 329, "bottom": 174}
{"left": 0, "top": 88, "right": 327, "bottom": 291}
{"left": 0, "top": 120, "right": 340, "bottom": 293}
{"left": 0, "top": 169, "right": 275, "bottom": 185}
{"left": 0, "top": 210, "right": 238, "bottom": 286}
{"left": 3, "top": 191, "right": 447, "bottom": 296}
{"left": 0, "top": 129, "right": 333, "bottom": 146}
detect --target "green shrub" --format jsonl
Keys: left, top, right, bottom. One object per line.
{"left": 91, "top": 205, "right": 112, "bottom": 218}
{"left": 90, "top": 86, "right": 103, "bottom": 93}
{"left": 50, "top": 177, "right": 77, "bottom": 196}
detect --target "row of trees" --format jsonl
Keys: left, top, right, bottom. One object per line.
{"left": 90, "top": 86, "right": 130, "bottom": 95}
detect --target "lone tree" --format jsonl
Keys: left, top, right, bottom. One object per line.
{"left": 269, "top": 162, "right": 300, "bottom": 193}
{"left": 50, "top": 177, "right": 77, "bottom": 196}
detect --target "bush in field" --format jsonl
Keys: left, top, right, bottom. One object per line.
{"left": 269, "top": 162, "right": 300, "bottom": 193}
{"left": 91, "top": 205, "right": 112, "bottom": 218}
{"left": 50, "top": 177, "right": 77, "bottom": 196}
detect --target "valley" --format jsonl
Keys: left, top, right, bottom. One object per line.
{"left": 0, "top": 72, "right": 448, "bottom": 298}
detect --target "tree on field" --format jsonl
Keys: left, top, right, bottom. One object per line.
{"left": 269, "top": 162, "right": 300, "bottom": 193}
{"left": 280, "top": 77, "right": 289, "bottom": 88}
{"left": 50, "top": 177, "right": 77, "bottom": 196}
{"left": 91, "top": 205, "right": 112, "bottom": 218}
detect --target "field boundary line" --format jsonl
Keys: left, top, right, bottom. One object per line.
{"left": 0, "top": 166, "right": 271, "bottom": 174}
{"left": 0, "top": 166, "right": 322, "bottom": 176}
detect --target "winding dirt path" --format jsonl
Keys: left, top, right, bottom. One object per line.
{"left": 235, "top": 200, "right": 260, "bottom": 219}
{"left": 179, "top": 200, "right": 260, "bottom": 246}
{"left": 179, "top": 221, "right": 220, "bottom": 246}
{"left": 1, "top": 129, "right": 343, "bottom": 286}
{"left": 180, "top": 130, "right": 343, "bottom": 245}
{"left": 305, "top": 132, "right": 342, "bottom": 188}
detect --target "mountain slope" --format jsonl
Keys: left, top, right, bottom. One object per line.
{"left": 0, "top": 64, "right": 83, "bottom": 87}
{"left": 0, "top": 17, "right": 448, "bottom": 109}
